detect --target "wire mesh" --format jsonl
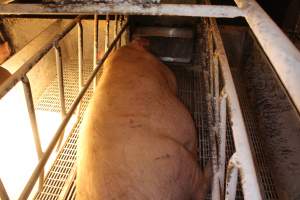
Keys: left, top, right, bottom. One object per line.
{"left": 34, "top": 59, "right": 93, "bottom": 200}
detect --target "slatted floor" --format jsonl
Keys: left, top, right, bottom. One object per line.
{"left": 34, "top": 59, "right": 94, "bottom": 200}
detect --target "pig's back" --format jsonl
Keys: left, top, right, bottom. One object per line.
{"left": 88, "top": 45, "right": 196, "bottom": 149}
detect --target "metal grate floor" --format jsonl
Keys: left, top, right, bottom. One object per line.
{"left": 34, "top": 59, "right": 94, "bottom": 200}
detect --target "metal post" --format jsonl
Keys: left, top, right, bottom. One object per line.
{"left": 208, "top": 30, "right": 214, "bottom": 97}
{"left": 105, "top": 14, "right": 110, "bottom": 52}
{"left": 0, "top": 178, "right": 9, "bottom": 200}
{"left": 218, "top": 90, "right": 227, "bottom": 194}
{"left": 235, "top": 0, "right": 300, "bottom": 114}
{"left": 18, "top": 21, "right": 128, "bottom": 200}
{"left": 21, "top": 75, "right": 44, "bottom": 190}
{"left": 77, "top": 21, "right": 83, "bottom": 117}
{"left": 210, "top": 17, "right": 262, "bottom": 199}
{"left": 213, "top": 51, "right": 219, "bottom": 122}
{"left": 225, "top": 153, "right": 239, "bottom": 200}
{"left": 93, "top": 14, "right": 98, "bottom": 91}
{"left": 114, "top": 14, "right": 118, "bottom": 50}
{"left": 54, "top": 44, "right": 66, "bottom": 150}
{"left": 118, "top": 15, "right": 123, "bottom": 47}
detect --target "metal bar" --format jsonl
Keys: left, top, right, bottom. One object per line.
{"left": 0, "top": 16, "right": 81, "bottom": 100}
{"left": 54, "top": 44, "right": 66, "bottom": 150}
{"left": 105, "top": 14, "right": 110, "bottom": 52}
{"left": 0, "top": 178, "right": 9, "bottom": 200}
{"left": 208, "top": 30, "right": 214, "bottom": 97}
{"left": 218, "top": 90, "right": 227, "bottom": 195}
{"left": 93, "top": 14, "right": 98, "bottom": 91}
{"left": 18, "top": 21, "right": 128, "bottom": 200}
{"left": 118, "top": 16, "right": 123, "bottom": 47}
{"left": 133, "top": 27, "right": 194, "bottom": 38}
{"left": 0, "top": 3, "right": 244, "bottom": 18}
{"left": 114, "top": 14, "right": 118, "bottom": 50}
{"left": 21, "top": 75, "right": 44, "bottom": 190}
{"left": 235, "top": 0, "right": 300, "bottom": 114}
{"left": 210, "top": 18, "right": 262, "bottom": 200}
{"left": 213, "top": 51, "right": 219, "bottom": 122}
{"left": 225, "top": 153, "right": 239, "bottom": 200}
{"left": 77, "top": 20, "right": 83, "bottom": 116}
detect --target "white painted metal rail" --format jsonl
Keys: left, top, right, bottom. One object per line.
{"left": 0, "top": 1, "right": 299, "bottom": 199}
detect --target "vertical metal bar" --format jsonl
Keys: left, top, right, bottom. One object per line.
{"left": 213, "top": 52, "right": 219, "bottom": 122}
{"left": 21, "top": 75, "right": 44, "bottom": 190}
{"left": 118, "top": 15, "right": 123, "bottom": 47}
{"left": 114, "top": 14, "right": 118, "bottom": 50}
{"left": 54, "top": 44, "right": 66, "bottom": 150}
{"left": 225, "top": 153, "right": 239, "bottom": 200}
{"left": 208, "top": 30, "right": 214, "bottom": 97}
{"left": 78, "top": 21, "right": 83, "bottom": 117}
{"left": 218, "top": 90, "right": 227, "bottom": 195}
{"left": 105, "top": 14, "right": 110, "bottom": 52}
{"left": 0, "top": 178, "right": 9, "bottom": 200}
{"left": 209, "top": 17, "right": 262, "bottom": 199}
{"left": 93, "top": 14, "right": 98, "bottom": 91}
{"left": 18, "top": 22, "right": 128, "bottom": 200}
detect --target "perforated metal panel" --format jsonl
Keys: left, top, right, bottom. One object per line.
{"left": 34, "top": 59, "right": 93, "bottom": 200}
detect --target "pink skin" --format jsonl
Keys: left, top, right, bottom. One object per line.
{"left": 77, "top": 39, "right": 211, "bottom": 200}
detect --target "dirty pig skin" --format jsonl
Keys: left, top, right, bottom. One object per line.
{"left": 77, "top": 39, "right": 211, "bottom": 200}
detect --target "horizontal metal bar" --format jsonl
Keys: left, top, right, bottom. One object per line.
{"left": 133, "top": 27, "right": 194, "bottom": 38}
{"left": 235, "top": 0, "right": 300, "bottom": 114}
{"left": 0, "top": 3, "right": 244, "bottom": 18}
{"left": 210, "top": 18, "right": 262, "bottom": 200}
{"left": 0, "top": 16, "right": 81, "bottom": 100}
{"left": 18, "top": 21, "right": 128, "bottom": 200}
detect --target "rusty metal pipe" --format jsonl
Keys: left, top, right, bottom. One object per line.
{"left": 0, "top": 16, "right": 81, "bottom": 100}
{"left": 0, "top": 3, "right": 244, "bottom": 18}
{"left": 18, "top": 21, "right": 128, "bottom": 200}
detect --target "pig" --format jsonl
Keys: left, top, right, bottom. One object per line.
{"left": 77, "top": 39, "right": 211, "bottom": 200}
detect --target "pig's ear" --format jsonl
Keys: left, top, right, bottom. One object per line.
{"left": 131, "top": 37, "right": 150, "bottom": 50}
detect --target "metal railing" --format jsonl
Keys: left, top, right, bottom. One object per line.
{"left": 0, "top": 15, "right": 128, "bottom": 199}
{"left": 0, "top": 1, "right": 299, "bottom": 199}
{"left": 206, "top": 16, "right": 262, "bottom": 199}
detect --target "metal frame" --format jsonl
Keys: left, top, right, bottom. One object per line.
{"left": 0, "top": 1, "right": 299, "bottom": 199}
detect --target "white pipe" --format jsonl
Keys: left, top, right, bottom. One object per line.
{"left": 0, "top": 3, "right": 244, "bottom": 18}
{"left": 225, "top": 153, "right": 239, "bottom": 200}
{"left": 235, "top": 0, "right": 300, "bottom": 114}
{"left": 210, "top": 19, "right": 262, "bottom": 200}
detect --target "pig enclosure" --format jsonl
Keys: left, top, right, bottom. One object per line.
{"left": 0, "top": 2, "right": 300, "bottom": 200}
